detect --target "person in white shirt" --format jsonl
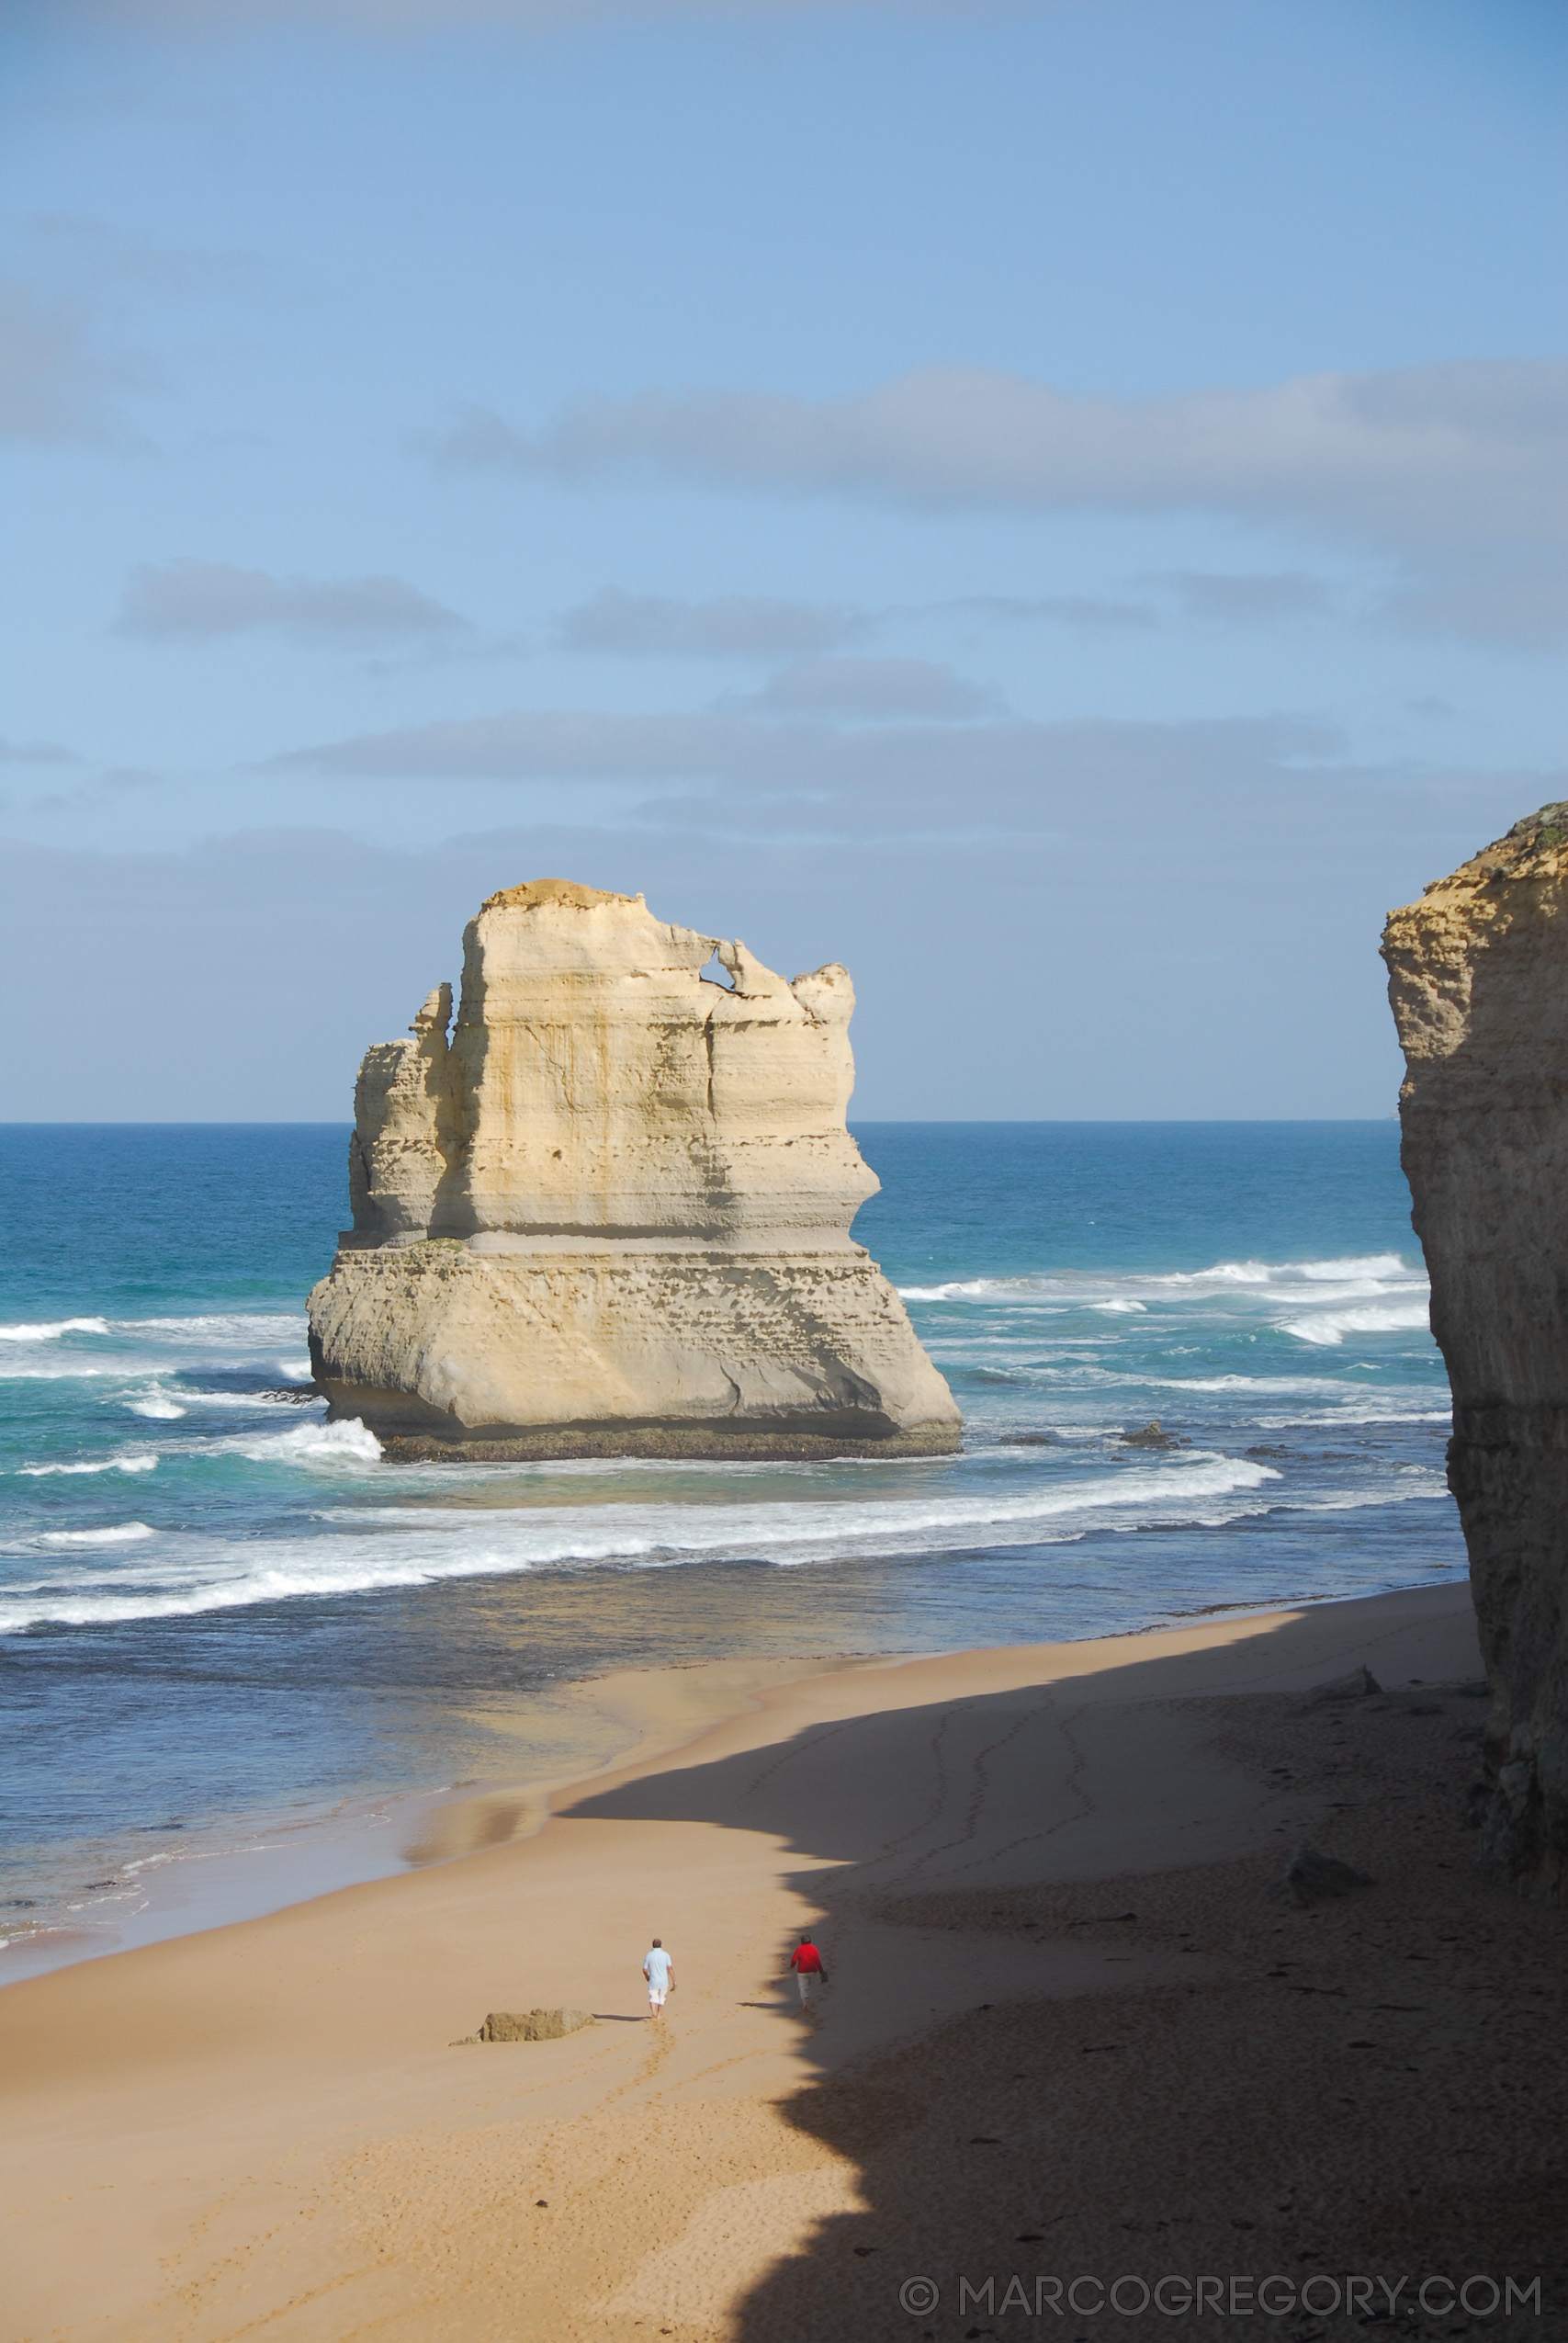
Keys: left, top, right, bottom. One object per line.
{"left": 642, "top": 1938, "right": 674, "bottom": 2020}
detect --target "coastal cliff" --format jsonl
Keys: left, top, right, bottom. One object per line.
{"left": 1382, "top": 803, "right": 1568, "bottom": 1899}
{"left": 308, "top": 879, "right": 960, "bottom": 1459}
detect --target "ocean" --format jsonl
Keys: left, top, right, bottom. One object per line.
{"left": 0, "top": 1121, "right": 1461, "bottom": 1974}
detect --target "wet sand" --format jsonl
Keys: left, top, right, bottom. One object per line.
{"left": 5, "top": 1581, "right": 1560, "bottom": 2342}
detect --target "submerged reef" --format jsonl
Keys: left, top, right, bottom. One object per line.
{"left": 308, "top": 879, "right": 960, "bottom": 1461}
{"left": 1383, "top": 803, "right": 1568, "bottom": 1900}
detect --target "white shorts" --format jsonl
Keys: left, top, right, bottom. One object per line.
{"left": 648, "top": 1988, "right": 666, "bottom": 2007}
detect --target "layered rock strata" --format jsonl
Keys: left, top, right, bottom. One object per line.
{"left": 308, "top": 879, "right": 960, "bottom": 1460}
{"left": 1382, "top": 803, "right": 1568, "bottom": 1900}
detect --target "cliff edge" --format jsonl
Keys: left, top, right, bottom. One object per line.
{"left": 1382, "top": 802, "right": 1568, "bottom": 1899}
{"left": 307, "top": 880, "right": 961, "bottom": 1460}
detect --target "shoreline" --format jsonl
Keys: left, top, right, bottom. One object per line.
{"left": 1, "top": 1577, "right": 1522, "bottom": 2343}
{"left": 0, "top": 1578, "right": 1459, "bottom": 1987}
{"left": 0, "top": 1647, "right": 888, "bottom": 1986}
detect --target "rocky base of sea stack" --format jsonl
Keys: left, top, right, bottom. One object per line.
{"left": 374, "top": 1418, "right": 964, "bottom": 1463}
{"left": 310, "top": 1239, "right": 961, "bottom": 1464}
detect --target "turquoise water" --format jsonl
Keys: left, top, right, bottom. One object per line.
{"left": 0, "top": 1122, "right": 1461, "bottom": 1961}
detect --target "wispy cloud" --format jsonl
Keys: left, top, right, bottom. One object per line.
{"left": 269, "top": 703, "right": 1344, "bottom": 833}
{"left": 956, "top": 593, "right": 1157, "bottom": 632}
{"left": 437, "top": 361, "right": 1564, "bottom": 540}
{"left": 1147, "top": 571, "right": 1335, "bottom": 627}
{"left": 722, "top": 655, "right": 999, "bottom": 720}
{"left": 1379, "top": 551, "right": 1568, "bottom": 650}
{"left": 0, "top": 735, "right": 79, "bottom": 766}
{"left": 0, "top": 275, "right": 125, "bottom": 444}
{"left": 119, "top": 559, "right": 468, "bottom": 645}
{"left": 436, "top": 360, "right": 1568, "bottom": 641}
{"left": 272, "top": 707, "right": 745, "bottom": 780}
{"left": 557, "top": 585, "right": 863, "bottom": 659}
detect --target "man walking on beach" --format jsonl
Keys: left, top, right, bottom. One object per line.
{"left": 786, "top": 1932, "right": 827, "bottom": 2008}
{"left": 643, "top": 1938, "right": 673, "bottom": 2020}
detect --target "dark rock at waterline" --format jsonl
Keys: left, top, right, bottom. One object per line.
{"left": 1262, "top": 1847, "right": 1374, "bottom": 1908}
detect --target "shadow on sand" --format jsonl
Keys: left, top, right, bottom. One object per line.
{"left": 561, "top": 1596, "right": 1568, "bottom": 2341}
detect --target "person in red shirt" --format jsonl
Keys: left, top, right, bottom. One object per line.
{"left": 786, "top": 1933, "right": 828, "bottom": 2007}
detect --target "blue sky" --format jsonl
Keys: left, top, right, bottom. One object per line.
{"left": 2, "top": 0, "right": 1562, "bottom": 1118}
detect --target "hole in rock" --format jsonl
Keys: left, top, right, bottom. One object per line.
{"left": 699, "top": 951, "right": 736, "bottom": 990}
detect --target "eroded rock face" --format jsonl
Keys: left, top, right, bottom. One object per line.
{"left": 309, "top": 879, "right": 960, "bottom": 1460}
{"left": 1382, "top": 802, "right": 1568, "bottom": 1900}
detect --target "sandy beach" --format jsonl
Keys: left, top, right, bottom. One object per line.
{"left": 5, "top": 1579, "right": 1563, "bottom": 2342}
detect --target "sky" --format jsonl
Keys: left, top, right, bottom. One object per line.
{"left": 1, "top": 0, "right": 1563, "bottom": 1120}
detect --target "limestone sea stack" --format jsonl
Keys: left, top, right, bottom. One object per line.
{"left": 307, "top": 880, "right": 961, "bottom": 1461}
{"left": 1382, "top": 803, "right": 1568, "bottom": 1899}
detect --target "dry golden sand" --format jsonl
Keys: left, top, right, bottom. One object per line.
{"left": 2, "top": 1583, "right": 1561, "bottom": 2342}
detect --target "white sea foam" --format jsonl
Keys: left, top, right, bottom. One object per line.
{"left": 1280, "top": 1301, "right": 1432, "bottom": 1347}
{"left": 206, "top": 1419, "right": 382, "bottom": 1467}
{"left": 173, "top": 1387, "right": 325, "bottom": 1412}
{"left": 126, "top": 1390, "right": 188, "bottom": 1420}
{"left": 119, "top": 1313, "right": 306, "bottom": 1341}
{"left": 0, "top": 1307, "right": 312, "bottom": 1387}
{"left": 1143, "top": 1374, "right": 1352, "bottom": 1394}
{"left": 0, "top": 1317, "right": 110, "bottom": 1341}
{"left": 39, "top": 1523, "right": 156, "bottom": 1547}
{"left": 1248, "top": 1408, "right": 1452, "bottom": 1431}
{"left": 1161, "top": 1253, "right": 1410, "bottom": 1288}
{"left": 17, "top": 1418, "right": 381, "bottom": 1481}
{"left": 18, "top": 1453, "right": 159, "bottom": 1477}
{"left": 899, "top": 1251, "right": 1429, "bottom": 1317}
{"left": 0, "top": 1454, "right": 1281, "bottom": 1630}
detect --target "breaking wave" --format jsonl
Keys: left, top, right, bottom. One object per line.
{"left": 18, "top": 1453, "right": 159, "bottom": 1478}
{"left": 0, "top": 1454, "right": 1282, "bottom": 1630}
{"left": 1280, "top": 1301, "right": 1433, "bottom": 1347}
{"left": 39, "top": 1523, "right": 156, "bottom": 1548}
{"left": 0, "top": 1318, "right": 110, "bottom": 1342}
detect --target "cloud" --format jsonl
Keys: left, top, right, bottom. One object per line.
{"left": 0, "top": 736, "right": 79, "bottom": 766}
{"left": 1379, "top": 550, "right": 1568, "bottom": 650}
{"left": 0, "top": 275, "right": 121, "bottom": 443}
{"left": 118, "top": 560, "right": 468, "bottom": 645}
{"left": 1149, "top": 571, "right": 1335, "bottom": 626}
{"left": 22, "top": 212, "right": 273, "bottom": 307}
{"left": 558, "top": 585, "right": 1157, "bottom": 661}
{"left": 557, "top": 585, "right": 863, "bottom": 659}
{"left": 269, "top": 701, "right": 1347, "bottom": 832}
{"left": 956, "top": 593, "right": 1156, "bottom": 632}
{"left": 273, "top": 707, "right": 746, "bottom": 781}
{"left": 436, "top": 360, "right": 1568, "bottom": 638}
{"left": 438, "top": 361, "right": 1565, "bottom": 542}
{"left": 725, "top": 655, "right": 999, "bottom": 720}
{"left": 4, "top": 760, "right": 1554, "bottom": 1120}
{"left": 1, "top": 221, "right": 268, "bottom": 447}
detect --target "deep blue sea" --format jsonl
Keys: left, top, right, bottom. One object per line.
{"left": 0, "top": 1122, "right": 1461, "bottom": 1970}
